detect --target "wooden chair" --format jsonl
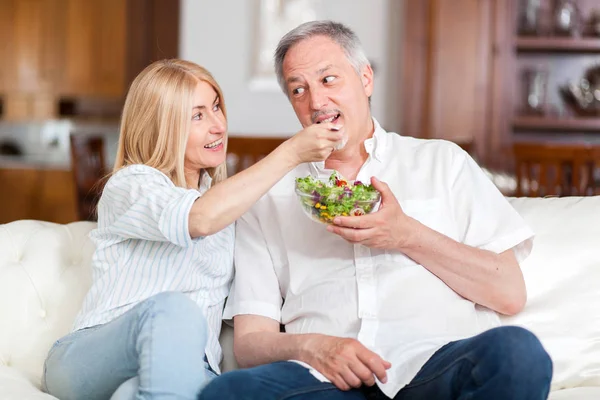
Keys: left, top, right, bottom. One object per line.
{"left": 513, "top": 142, "right": 600, "bottom": 197}
{"left": 226, "top": 136, "right": 287, "bottom": 176}
{"left": 69, "top": 134, "right": 107, "bottom": 221}
{"left": 453, "top": 139, "right": 474, "bottom": 156}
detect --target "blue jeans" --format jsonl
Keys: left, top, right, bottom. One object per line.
{"left": 43, "top": 292, "right": 216, "bottom": 400}
{"left": 199, "top": 326, "right": 552, "bottom": 400}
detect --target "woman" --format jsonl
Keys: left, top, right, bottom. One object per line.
{"left": 42, "top": 59, "right": 343, "bottom": 400}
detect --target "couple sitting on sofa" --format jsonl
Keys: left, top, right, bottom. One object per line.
{"left": 41, "top": 20, "right": 552, "bottom": 400}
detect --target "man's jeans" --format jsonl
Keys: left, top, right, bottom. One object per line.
{"left": 200, "top": 326, "right": 552, "bottom": 400}
{"left": 43, "top": 292, "right": 216, "bottom": 400}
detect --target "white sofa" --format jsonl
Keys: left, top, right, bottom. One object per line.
{"left": 0, "top": 196, "right": 599, "bottom": 400}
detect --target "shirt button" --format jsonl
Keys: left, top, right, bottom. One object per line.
{"left": 362, "top": 311, "right": 376, "bottom": 318}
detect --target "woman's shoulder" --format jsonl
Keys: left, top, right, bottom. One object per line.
{"left": 106, "top": 164, "right": 174, "bottom": 189}
{"left": 99, "top": 164, "right": 177, "bottom": 206}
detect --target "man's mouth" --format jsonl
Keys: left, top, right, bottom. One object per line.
{"left": 204, "top": 138, "right": 223, "bottom": 149}
{"left": 316, "top": 113, "right": 341, "bottom": 125}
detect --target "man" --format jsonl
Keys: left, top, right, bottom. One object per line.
{"left": 200, "top": 20, "right": 552, "bottom": 400}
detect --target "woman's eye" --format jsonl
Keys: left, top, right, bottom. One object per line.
{"left": 192, "top": 113, "right": 202, "bottom": 120}
{"left": 324, "top": 76, "right": 336, "bottom": 83}
{"left": 213, "top": 103, "right": 221, "bottom": 112}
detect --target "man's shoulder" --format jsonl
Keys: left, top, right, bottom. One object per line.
{"left": 385, "top": 133, "right": 467, "bottom": 163}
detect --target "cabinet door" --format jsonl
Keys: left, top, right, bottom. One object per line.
{"left": 61, "top": 0, "right": 126, "bottom": 98}
{"left": 7, "top": 0, "right": 63, "bottom": 94}
{"left": 0, "top": 0, "right": 16, "bottom": 95}
{"left": 38, "top": 170, "right": 78, "bottom": 224}
{"left": 1, "top": 0, "right": 64, "bottom": 119}
{"left": 402, "top": 0, "right": 496, "bottom": 163}
{"left": 95, "top": 0, "right": 126, "bottom": 97}
{"left": 0, "top": 169, "right": 42, "bottom": 223}
{"left": 0, "top": 168, "right": 77, "bottom": 224}
{"left": 61, "top": 0, "right": 96, "bottom": 96}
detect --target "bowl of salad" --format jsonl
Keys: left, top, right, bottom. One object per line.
{"left": 295, "top": 172, "right": 381, "bottom": 224}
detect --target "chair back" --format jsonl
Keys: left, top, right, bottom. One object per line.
{"left": 513, "top": 142, "right": 600, "bottom": 197}
{"left": 226, "top": 136, "right": 286, "bottom": 175}
{"left": 69, "top": 134, "right": 107, "bottom": 221}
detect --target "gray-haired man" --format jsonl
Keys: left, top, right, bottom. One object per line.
{"left": 200, "top": 20, "right": 552, "bottom": 400}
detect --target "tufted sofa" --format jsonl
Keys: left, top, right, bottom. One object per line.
{"left": 1, "top": 196, "right": 599, "bottom": 399}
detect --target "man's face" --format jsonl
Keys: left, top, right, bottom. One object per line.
{"left": 282, "top": 35, "right": 374, "bottom": 145}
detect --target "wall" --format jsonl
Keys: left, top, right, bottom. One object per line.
{"left": 180, "top": 0, "right": 402, "bottom": 137}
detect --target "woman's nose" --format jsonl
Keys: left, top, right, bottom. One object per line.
{"left": 209, "top": 114, "right": 226, "bottom": 134}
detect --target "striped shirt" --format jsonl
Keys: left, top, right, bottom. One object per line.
{"left": 73, "top": 164, "right": 234, "bottom": 373}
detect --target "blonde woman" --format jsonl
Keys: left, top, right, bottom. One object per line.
{"left": 42, "top": 59, "right": 343, "bottom": 400}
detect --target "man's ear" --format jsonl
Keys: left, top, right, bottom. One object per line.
{"left": 361, "top": 64, "right": 374, "bottom": 98}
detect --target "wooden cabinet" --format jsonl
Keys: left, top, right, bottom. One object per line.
{"left": 0, "top": 0, "right": 62, "bottom": 94}
{"left": 402, "top": 0, "right": 499, "bottom": 166}
{"left": 0, "top": 0, "right": 63, "bottom": 119}
{"left": 61, "top": 0, "right": 126, "bottom": 97}
{"left": 0, "top": 0, "right": 15, "bottom": 95}
{"left": 0, "top": 0, "right": 126, "bottom": 98}
{"left": 0, "top": 0, "right": 178, "bottom": 119}
{"left": 0, "top": 168, "right": 77, "bottom": 224}
{"left": 402, "top": 0, "right": 600, "bottom": 171}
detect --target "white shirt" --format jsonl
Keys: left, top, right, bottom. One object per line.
{"left": 224, "top": 119, "right": 534, "bottom": 397}
{"left": 74, "top": 165, "right": 234, "bottom": 373}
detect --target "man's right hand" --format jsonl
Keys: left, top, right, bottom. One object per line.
{"left": 302, "top": 335, "right": 392, "bottom": 391}
{"left": 285, "top": 123, "right": 344, "bottom": 165}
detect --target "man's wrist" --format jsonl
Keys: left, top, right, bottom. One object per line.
{"left": 394, "top": 216, "right": 424, "bottom": 252}
{"left": 295, "top": 333, "right": 320, "bottom": 364}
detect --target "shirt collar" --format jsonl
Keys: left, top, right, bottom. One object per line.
{"left": 309, "top": 117, "right": 388, "bottom": 175}
{"left": 198, "top": 170, "right": 212, "bottom": 195}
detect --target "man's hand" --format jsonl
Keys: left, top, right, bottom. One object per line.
{"left": 327, "top": 177, "right": 414, "bottom": 250}
{"left": 303, "top": 335, "right": 391, "bottom": 391}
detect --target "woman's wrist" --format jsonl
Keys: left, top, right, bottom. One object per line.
{"left": 275, "top": 139, "right": 302, "bottom": 169}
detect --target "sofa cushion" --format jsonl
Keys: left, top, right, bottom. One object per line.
{"left": 548, "top": 387, "right": 600, "bottom": 400}
{"left": 505, "top": 197, "right": 600, "bottom": 391}
{"left": 0, "top": 221, "right": 96, "bottom": 389}
{"left": 0, "top": 366, "right": 57, "bottom": 400}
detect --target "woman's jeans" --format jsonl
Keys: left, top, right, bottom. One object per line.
{"left": 43, "top": 291, "right": 216, "bottom": 400}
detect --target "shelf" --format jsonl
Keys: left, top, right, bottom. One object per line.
{"left": 513, "top": 116, "right": 600, "bottom": 132}
{"left": 516, "top": 37, "right": 600, "bottom": 53}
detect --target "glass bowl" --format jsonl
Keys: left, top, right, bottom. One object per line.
{"left": 295, "top": 177, "right": 381, "bottom": 225}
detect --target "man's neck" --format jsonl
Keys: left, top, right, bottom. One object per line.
{"left": 324, "top": 118, "right": 375, "bottom": 180}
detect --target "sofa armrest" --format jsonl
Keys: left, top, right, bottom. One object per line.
{"left": 0, "top": 366, "right": 58, "bottom": 400}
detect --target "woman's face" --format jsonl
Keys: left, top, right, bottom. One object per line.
{"left": 184, "top": 81, "right": 227, "bottom": 171}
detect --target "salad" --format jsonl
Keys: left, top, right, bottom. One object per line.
{"left": 295, "top": 171, "right": 381, "bottom": 224}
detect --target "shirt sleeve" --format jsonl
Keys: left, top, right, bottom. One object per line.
{"left": 98, "top": 167, "right": 201, "bottom": 247}
{"left": 449, "top": 149, "right": 534, "bottom": 263}
{"left": 223, "top": 207, "right": 282, "bottom": 322}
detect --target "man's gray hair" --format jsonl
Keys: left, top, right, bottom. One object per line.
{"left": 274, "top": 20, "right": 370, "bottom": 96}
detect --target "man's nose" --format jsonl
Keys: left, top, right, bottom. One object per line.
{"left": 309, "top": 87, "right": 328, "bottom": 111}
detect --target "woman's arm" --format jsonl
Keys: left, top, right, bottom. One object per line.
{"left": 189, "top": 123, "right": 342, "bottom": 237}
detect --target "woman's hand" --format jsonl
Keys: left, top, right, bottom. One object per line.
{"left": 285, "top": 123, "right": 344, "bottom": 165}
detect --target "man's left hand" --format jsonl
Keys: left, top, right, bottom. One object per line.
{"left": 327, "top": 177, "right": 415, "bottom": 250}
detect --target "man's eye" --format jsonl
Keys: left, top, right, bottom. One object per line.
{"left": 323, "top": 76, "right": 336, "bottom": 83}
{"left": 292, "top": 87, "right": 305, "bottom": 95}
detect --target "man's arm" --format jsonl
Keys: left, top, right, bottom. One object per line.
{"left": 399, "top": 221, "right": 525, "bottom": 315}
{"left": 233, "top": 314, "right": 391, "bottom": 391}
{"left": 328, "top": 177, "right": 526, "bottom": 316}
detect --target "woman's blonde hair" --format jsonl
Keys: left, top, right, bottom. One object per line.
{"left": 113, "top": 59, "right": 228, "bottom": 188}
